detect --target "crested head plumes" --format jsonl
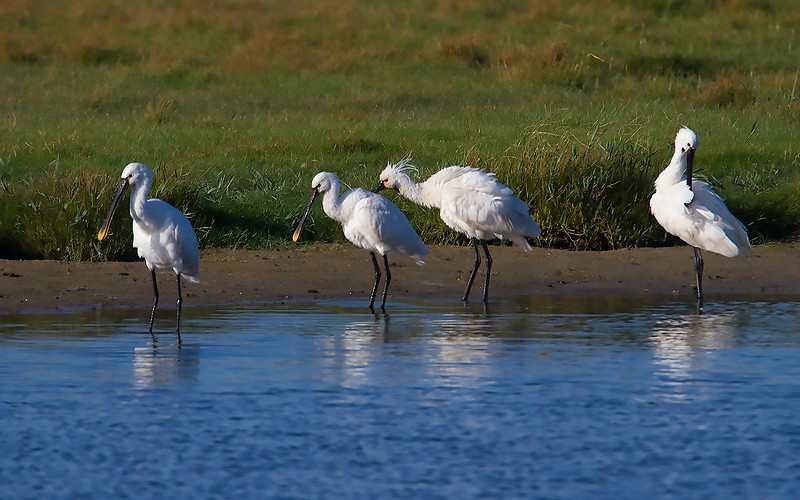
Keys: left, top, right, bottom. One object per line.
{"left": 388, "top": 155, "right": 416, "bottom": 174}
{"left": 674, "top": 127, "right": 698, "bottom": 153}
{"left": 378, "top": 156, "right": 417, "bottom": 190}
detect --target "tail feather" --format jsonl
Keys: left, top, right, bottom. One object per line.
{"left": 182, "top": 273, "right": 201, "bottom": 284}
{"left": 508, "top": 234, "right": 533, "bottom": 251}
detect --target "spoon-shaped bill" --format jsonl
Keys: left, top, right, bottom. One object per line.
{"left": 97, "top": 178, "right": 130, "bottom": 241}
{"left": 292, "top": 188, "right": 319, "bottom": 242}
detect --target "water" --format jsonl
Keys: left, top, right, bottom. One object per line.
{"left": 2, "top": 295, "right": 800, "bottom": 499}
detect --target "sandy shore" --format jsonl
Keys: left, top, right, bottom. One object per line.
{"left": 1, "top": 243, "right": 798, "bottom": 314}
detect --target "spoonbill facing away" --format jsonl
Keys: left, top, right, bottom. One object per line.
{"left": 293, "top": 172, "right": 428, "bottom": 312}
{"left": 649, "top": 127, "right": 750, "bottom": 311}
{"left": 98, "top": 163, "right": 200, "bottom": 339}
{"left": 374, "top": 158, "right": 541, "bottom": 304}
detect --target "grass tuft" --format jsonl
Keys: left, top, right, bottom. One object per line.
{"left": 74, "top": 45, "right": 140, "bottom": 66}
{"left": 0, "top": 165, "right": 131, "bottom": 260}
{"left": 440, "top": 38, "right": 490, "bottom": 69}
{"left": 492, "top": 130, "right": 661, "bottom": 250}
{"left": 697, "top": 72, "right": 757, "bottom": 106}
{"left": 625, "top": 54, "right": 716, "bottom": 78}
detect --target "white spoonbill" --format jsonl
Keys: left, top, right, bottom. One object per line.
{"left": 374, "top": 158, "right": 541, "bottom": 304}
{"left": 650, "top": 127, "right": 750, "bottom": 310}
{"left": 98, "top": 162, "right": 200, "bottom": 339}
{"left": 292, "top": 172, "right": 428, "bottom": 312}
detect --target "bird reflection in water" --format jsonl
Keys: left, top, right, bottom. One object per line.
{"left": 132, "top": 339, "right": 200, "bottom": 389}
{"left": 648, "top": 309, "right": 738, "bottom": 401}
{"left": 314, "top": 315, "right": 394, "bottom": 389}
{"left": 422, "top": 313, "right": 496, "bottom": 386}
{"left": 324, "top": 310, "right": 495, "bottom": 390}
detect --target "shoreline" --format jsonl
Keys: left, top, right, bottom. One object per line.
{"left": 1, "top": 243, "right": 799, "bottom": 315}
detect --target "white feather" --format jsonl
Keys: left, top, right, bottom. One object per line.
{"left": 650, "top": 131, "right": 750, "bottom": 258}
{"left": 122, "top": 163, "right": 200, "bottom": 281}
{"left": 312, "top": 171, "right": 428, "bottom": 264}
{"left": 377, "top": 161, "right": 541, "bottom": 249}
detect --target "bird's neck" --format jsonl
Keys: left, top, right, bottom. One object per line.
{"left": 128, "top": 179, "right": 152, "bottom": 223}
{"left": 396, "top": 174, "right": 435, "bottom": 208}
{"left": 655, "top": 152, "right": 687, "bottom": 189}
{"left": 320, "top": 178, "right": 347, "bottom": 223}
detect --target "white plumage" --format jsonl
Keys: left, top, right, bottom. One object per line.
{"left": 98, "top": 162, "right": 199, "bottom": 338}
{"left": 374, "top": 158, "right": 541, "bottom": 303}
{"left": 293, "top": 171, "right": 428, "bottom": 312}
{"left": 650, "top": 127, "right": 750, "bottom": 310}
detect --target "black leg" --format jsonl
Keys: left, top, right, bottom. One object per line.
{"left": 462, "top": 238, "right": 481, "bottom": 302}
{"left": 149, "top": 269, "right": 159, "bottom": 334}
{"left": 176, "top": 273, "right": 183, "bottom": 343}
{"left": 693, "top": 247, "right": 704, "bottom": 312}
{"left": 368, "top": 252, "right": 381, "bottom": 312}
{"left": 481, "top": 240, "right": 493, "bottom": 304}
{"left": 380, "top": 254, "right": 391, "bottom": 312}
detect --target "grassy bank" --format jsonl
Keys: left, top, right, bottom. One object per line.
{"left": 1, "top": 0, "right": 799, "bottom": 260}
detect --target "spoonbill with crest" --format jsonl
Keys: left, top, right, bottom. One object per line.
{"left": 373, "top": 158, "right": 541, "bottom": 304}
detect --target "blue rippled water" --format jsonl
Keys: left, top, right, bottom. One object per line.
{"left": 2, "top": 295, "right": 800, "bottom": 498}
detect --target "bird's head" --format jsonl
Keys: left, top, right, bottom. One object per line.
{"left": 373, "top": 156, "right": 415, "bottom": 193}
{"left": 310, "top": 171, "right": 337, "bottom": 195}
{"left": 673, "top": 127, "right": 698, "bottom": 191}
{"left": 120, "top": 162, "right": 152, "bottom": 187}
{"left": 97, "top": 162, "right": 153, "bottom": 242}
{"left": 293, "top": 172, "right": 338, "bottom": 242}
{"left": 674, "top": 127, "right": 698, "bottom": 155}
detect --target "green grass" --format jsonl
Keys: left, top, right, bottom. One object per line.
{"left": 2, "top": 0, "right": 800, "bottom": 260}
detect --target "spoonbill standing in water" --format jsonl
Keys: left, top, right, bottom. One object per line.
{"left": 98, "top": 162, "right": 200, "bottom": 339}
{"left": 293, "top": 171, "right": 428, "bottom": 312}
{"left": 374, "top": 158, "right": 541, "bottom": 304}
{"left": 650, "top": 127, "right": 750, "bottom": 311}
